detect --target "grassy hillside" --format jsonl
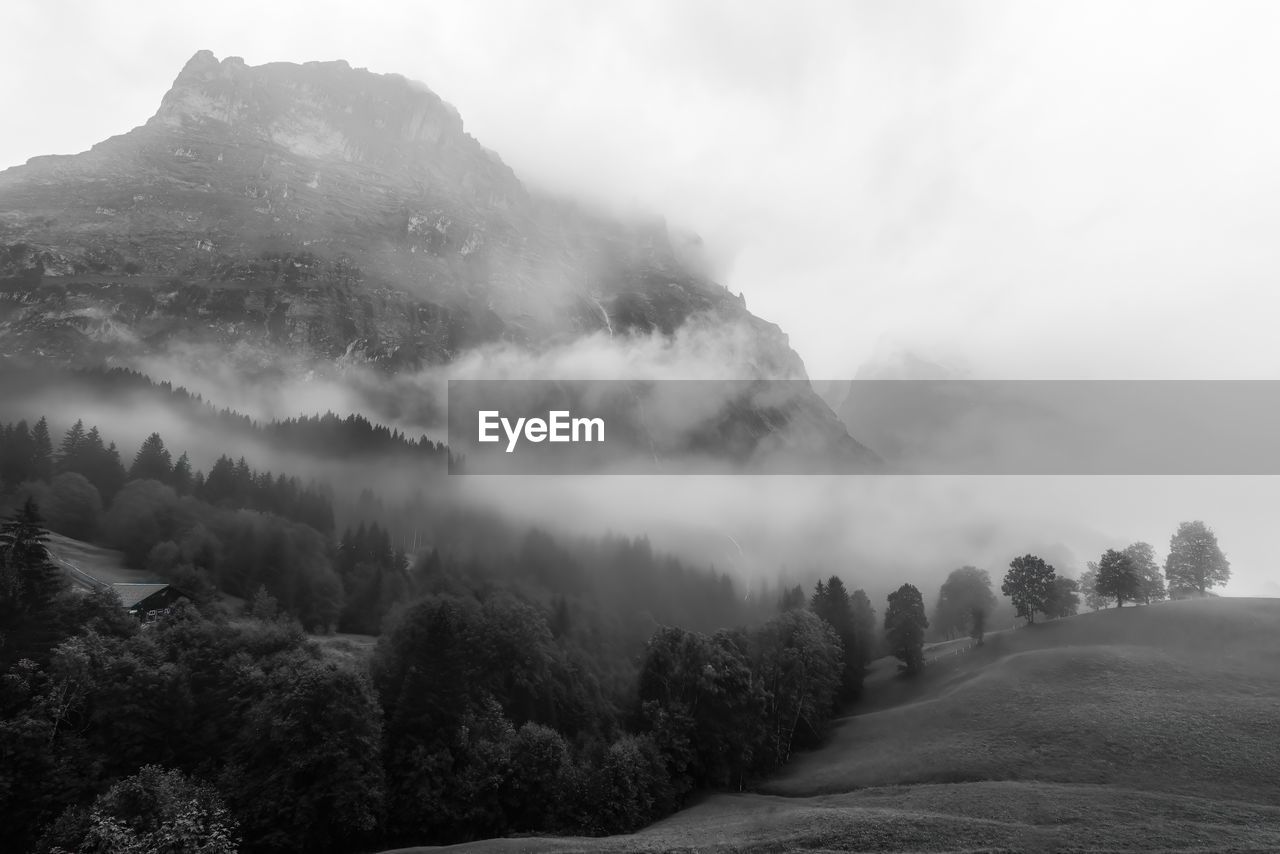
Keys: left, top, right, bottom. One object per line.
{"left": 766, "top": 598, "right": 1280, "bottom": 804}
{"left": 388, "top": 598, "right": 1280, "bottom": 853}
{"left": 44, "top": 531, "right": 156, "bottom": 588}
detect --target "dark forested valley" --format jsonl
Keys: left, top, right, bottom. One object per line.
{"left": 0, "top": 369, "right": 885, "bottom": 853}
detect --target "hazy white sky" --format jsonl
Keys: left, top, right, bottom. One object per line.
{"left": 4, "top": 1, "right": 1278, "bottom": 597}
{"left": 6, "top": 0, "right": 1280, "bottom": 380}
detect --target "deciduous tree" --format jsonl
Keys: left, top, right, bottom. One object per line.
{"left": 933, "top": 566, "right": 996, "bottom": 641}
{"left": 1096, "top": 549, "right": 1140, "bottom": 607}
{"left": 43, "top": 765, "right": 239, "bottom": 854}
{"left": 1164, "top": 521, "right": 1230, "bottom": 597}
{"left": 884, "top": 583, "right": 929, "bottom": 674}
{"left": 1043, "top": 575, "right": 1081, "bottom": 619}
{"left": 1123, "top": 541, "right": 1166, "bottom": 604}
{"left": 1079, "top": 562, "right": 1107, "bottom": 611}
{"left": 1001, "top": 554, "right": 1056, "bottom": 624}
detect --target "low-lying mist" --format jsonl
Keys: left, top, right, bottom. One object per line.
{"left": 6, "top": 302, "right": 1277, "bottom": 607}
{"left": 6, "top": 359, "right": 1275, "bottom": 610}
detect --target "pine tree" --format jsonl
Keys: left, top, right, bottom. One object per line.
{"left": 777, "top": 584, "right": 805, "bottom": 612}
{"left": 130, "top": 433, "right": 173, "bottom": 483}
{"left": 850, "top": 589, "right": 877, "bottom": 664}
{"left": 57, "top": 419, "right": 86, "bottom": 467}
{"left": 29, "top": 417, "right": 53, "bottom": 481}
{"left": 809, "top": 575, "right": 862, "bottom": 699}
{"left": 101, "top": 442, "right": 127, "bottom": 500}
{"left": 0, "top": 498, "right": 72, "bottom": 666}
{"left": 171, "top": 452, "right": 193, "bottom": 495}
{"left": 0, "top": 498, "right": 63, "bottom": 603}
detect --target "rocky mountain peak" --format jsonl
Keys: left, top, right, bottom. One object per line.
{"left": 154, "top": 51, "right": 474, "bottom": 171}
{"left": 0, "top": 52, "right": 813, "bottom": 383}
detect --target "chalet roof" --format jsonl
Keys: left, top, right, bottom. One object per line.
{"left": 111, "top": 582, "right": 171, "bottom": 610}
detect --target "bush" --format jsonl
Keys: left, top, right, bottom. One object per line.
{"left": 42, "top": 765, "right": 238, "bottom": 854}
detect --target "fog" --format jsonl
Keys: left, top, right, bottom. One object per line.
{"left": 4, "top": 1, "right": 1278, "bottom": 605}
{"left": 8, "top": 351, "right": 1276, "bottom": 607}
{"left": 117, "top": 328, "right": 1280, "bottom": 601}
{"left": 6, "top": 1, "right": 1280, "bottom": 380}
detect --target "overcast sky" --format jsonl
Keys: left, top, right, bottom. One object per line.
{"left": 7, "top": 0, "right": 1280, "bottom": 380}
{"left": 4, "top": 2, "right": 1279, "bottom": 596}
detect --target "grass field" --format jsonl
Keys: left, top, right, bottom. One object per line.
{"left": 44, "top": 531, "right": 157, "bottom": 589}
{"left": 387, "top": 598, "right": 1280, "bottom": 853}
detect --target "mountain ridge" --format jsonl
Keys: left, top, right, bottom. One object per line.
{"left": 0, "top": 51, "right": 876, "bottom": 468}
{"left": 0, "top": 51, "right": 792, "bottom": 371}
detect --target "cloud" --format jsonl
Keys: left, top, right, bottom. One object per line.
{"left": 6, "top": 1, "right": 1280, "bottom": 380}
{"left": 4, "top": 1, "right": 1279, "bottom": 603}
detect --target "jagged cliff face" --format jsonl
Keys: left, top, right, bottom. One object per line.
{"left": 0, "top": 50, "right": 804, "bottom": 379}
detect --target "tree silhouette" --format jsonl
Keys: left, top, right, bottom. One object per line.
{"left": 1043, "top": 576, "right": 1081, "bottom": 618}
{"left": 30, "top": 416, "right": 53, "bottom": 481}
{"left": 884, "top": 583, "right": 928, "bottom": 674}
{"left": 1079, "top": 562, "right": 1107, "bottom": 611}
{"left": 1001, "top": 554, "right": 1056, "bottom": 624}
{"left": 933, "top": 566, "right": 996, "bottom": 640}
{"left": 810, "top": 575, "right": 865, "bottom": 700}
{"left": 1164, "top": 521, "right": 1230, "bottom": 597}
{"left": 0, "top": 498, "right": 72, "bottom": 667}
{"left": 1123, "top": 542, "right": 1166, "bottom": 604}
{"left": 1096, "top": 549, "right": 1140, "bottom": 607}
{"left": 130, "top": 432, "right": 173, "bottom": 483}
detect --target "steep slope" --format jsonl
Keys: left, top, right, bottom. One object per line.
{"left": 0, "top": 51, "right": 800, "bottom": 378}
{"left": 766, "top": 599, "right": 1280, "bottom": 802}
{"left": 0, "top": 52, "right": 877, "bottom": 468}
{"left": 386, "top": 598, "right": 1280, "bottom": 852}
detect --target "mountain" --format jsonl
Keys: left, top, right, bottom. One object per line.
{"left": 0, "top": 51, "right": 875, "bottom": 469}
{"left": 0, "top": 51, "right": 791, "bottom": 372}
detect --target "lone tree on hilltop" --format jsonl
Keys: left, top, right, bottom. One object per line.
{"left": 1123, "top": 541, "right": 1166, "bottom": 604}
{"left": 1095, "top": 549, "right": 1140, "bottom": 607}
{"left": 933, "top": 566, "right": 996, "bottom": 644}
{"left": 1164, "top": 521, "right": 1230, "bottom": 597}
{"left": 1001, "top": 554, "right": 1056, "bottom": 624}
{"left": 884, "top": 583, "right": 928, "bottom": 675}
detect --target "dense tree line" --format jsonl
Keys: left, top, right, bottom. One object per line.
{"left": 0, "top": 499, "right": 136, "bottom": 671}
{"left": 998, "top": 523, "right": 1229, "bottom": 625}
{"left": 196, "top": 453, "right": 335, "bottom": 533}
{"left": 2, "top": 415, "right": 763, "bottom": 638}
{"left": 1072, "top": 527, "right": 1228, "bottom": 612}
{"left": 1, "top": 419, "right": 336, "bottom": 535}
{"left": 2, "top": 502, "right": 848, "bottom": 851}
{"left": 2, "top": 593, "right": 383, "bottom": 852}
{"left": 335, "top": 522, "right": 408, "bottom": 634}
{"left": 50, "top": 365, "right": 452, "bottom": 463}
{"left": 808, "top": 576, "right": 877, "bottom": 697}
